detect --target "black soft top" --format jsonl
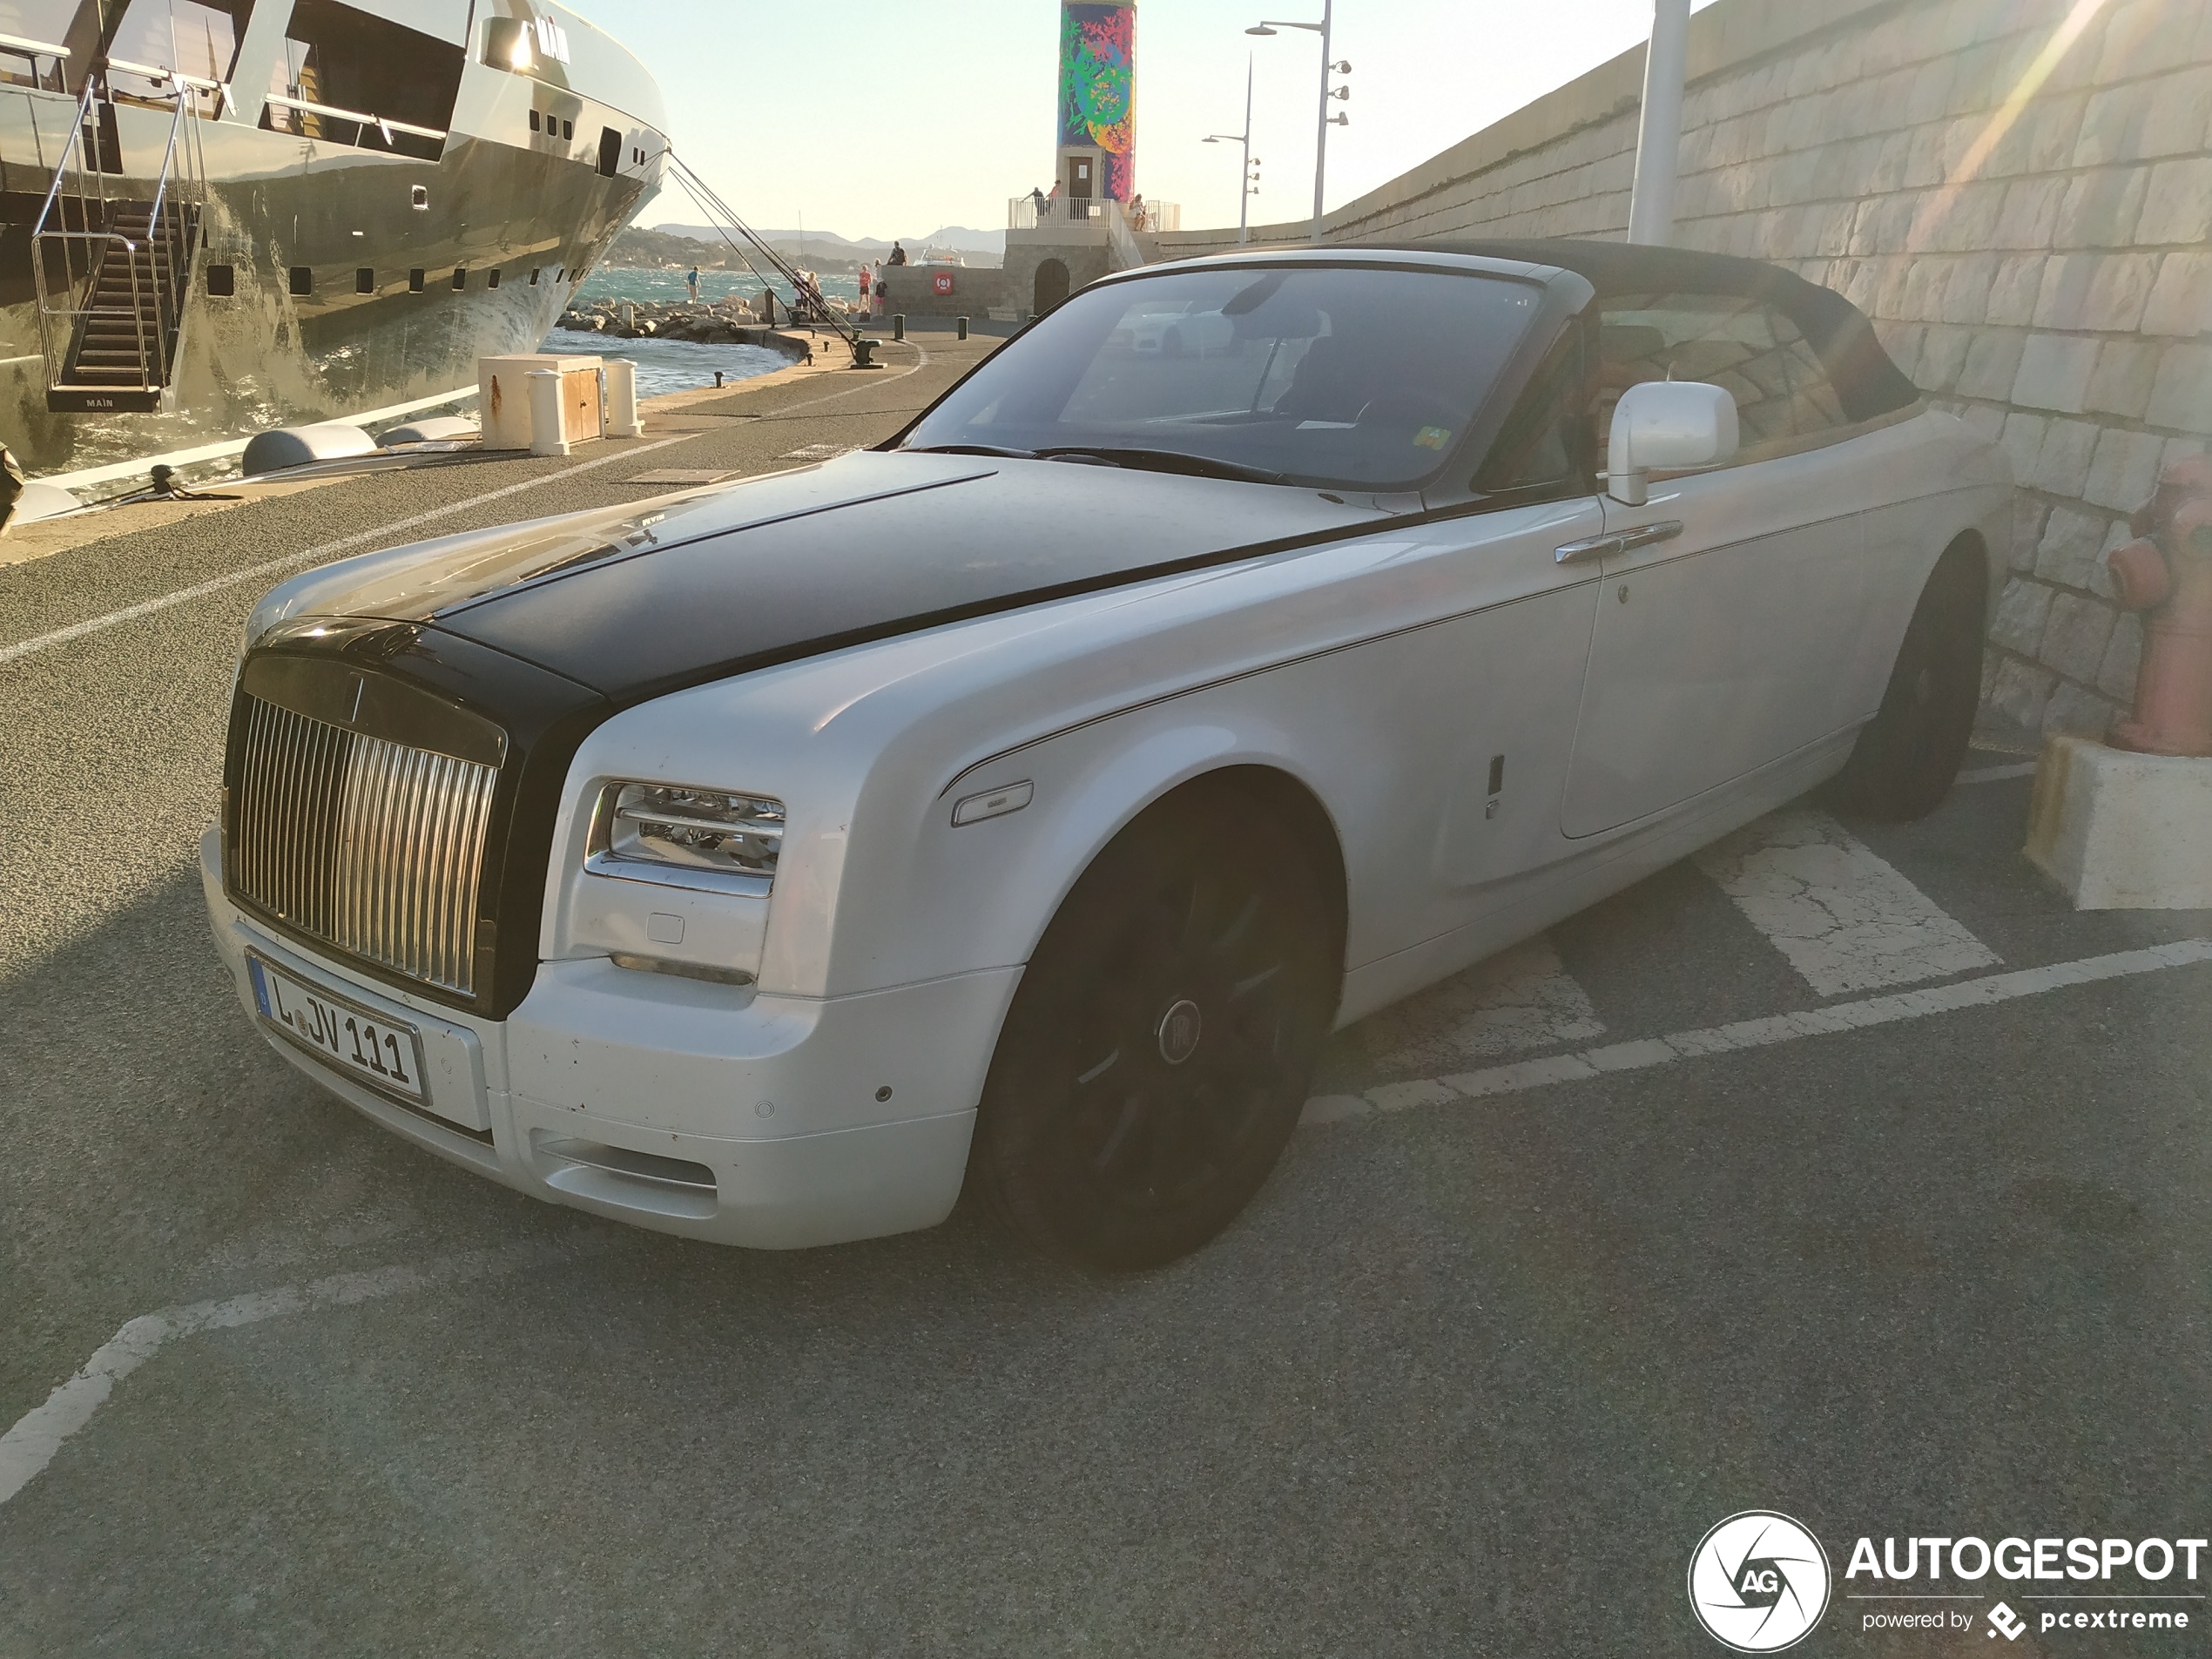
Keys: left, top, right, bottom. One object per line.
{"left": 1401, "top": 238, "right": 1920, "bottom": 425}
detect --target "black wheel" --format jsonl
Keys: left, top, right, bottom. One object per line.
{"left": 1823, "top": 542, "right": 1986, "bottom": 821}
{"left": 968, "top": 785, "right": 1338, "bottom": 1271}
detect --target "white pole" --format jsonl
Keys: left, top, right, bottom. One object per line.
{"left": 1311, "top": 0, "right": 1332, "bottom": 242}
{"left": 1627, "top": 0, "right": 1690, "bottom": 246}
{"left": 1240, "top": 56, "right": 1253, "bottom": 245}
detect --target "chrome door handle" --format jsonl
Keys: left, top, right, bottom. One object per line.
{"left": 1554, "top": 532, "right": 1622, "bottom": 563}
{"left": 1554, "top": 519, "right": 1683, "bottom": 563}
{"left": 1617, "top": 519, "right": 1683, "bottom": 552}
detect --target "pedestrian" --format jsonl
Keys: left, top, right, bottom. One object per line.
{"left": 685, "top": 265, "right": 699, "bottom": 304}
{"left": 1028, "top": 184, "right": 1047, "bottom": 220}
{"left": 1128, "top": 192, "right": 1147, "bottom": 232}
{"left": 857, "top": 263, "right": 871, "bottom": 307}
{"left": 887, "top": 240, "right": 907, "bottom": 266}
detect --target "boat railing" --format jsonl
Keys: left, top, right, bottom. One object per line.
{"left": 263, "top": 91, "right": 446, "bottom": 156}
{"left": 29, "top": 68, "right": 210, "bottom": 407}
{"left": 0, "top": 30, "right": 68, "bottom": 92}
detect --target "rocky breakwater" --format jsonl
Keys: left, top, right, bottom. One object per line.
{"left": 559, "top": 298, "right": 815, "bottom": 360}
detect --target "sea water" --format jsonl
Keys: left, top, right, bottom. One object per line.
{"left": 544, "top": 265, "right": 867, "bottom": 397}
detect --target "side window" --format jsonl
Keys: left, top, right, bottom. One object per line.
{"left": 1475, "top": 325, "right": 1588, "bottom": 496}
{"left": 1595, "top": 293, "right": 1849, "bottom": 455}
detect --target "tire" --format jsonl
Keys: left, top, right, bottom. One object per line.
{"left": 1823, "top": 542, "right": 1986, "bottom": 821}
{"left": 967, "top": 785, "right": 1337, "bottom": 1271}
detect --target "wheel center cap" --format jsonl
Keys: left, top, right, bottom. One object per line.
{"left": 1157, "top": 999, "right": 1203, "bottom": 1066}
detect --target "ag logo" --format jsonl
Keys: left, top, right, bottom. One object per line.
{"left": 1988, "top": 1602, "right": 2027, "bottom": 1642}
{"left": 1688, "top": 1511, "right": 1831, "bottom": 1652}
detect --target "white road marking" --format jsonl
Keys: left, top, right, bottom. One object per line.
{"left": 0, "top": 1238, "right": 598, "bottom": 1509}
{"left": 1695, "top": 808, "right": 2000, "bottom": 997}
{"left": 1300, "top": 939, "right": 2212, "bottom": 1125}
{"left": 1345, "top": 935, "right": 1603, "bottom": 1075}
{"left": 1956, "top": 762, "right": 2040, "bottom": 786}
{"left": 0, "top": 342, "right": 934, "bottom": 670}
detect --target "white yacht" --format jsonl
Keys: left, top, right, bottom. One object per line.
{"left": 0, "top": 0, "right": 665, "bottom": 475}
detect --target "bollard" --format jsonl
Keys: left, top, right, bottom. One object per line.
{"left": 603, "top": 359, "right": 642, "bottom": 438}
{"left": 893, "top": 314, "right": 905, "bottom": 341}
{"left": 957, "top": 315, "right": 968, "bottom": 340}
{"left": 850, "top": 336, "right": 880, "bottom": 368}
{"left": 526, "top": 368, "right": 568, "bottom": 456}
{"left": 2107, "top": 456, "right": 2212, "bottom": 757}
{"left": 714, "top": 370, "right": 724, "bottom": 388}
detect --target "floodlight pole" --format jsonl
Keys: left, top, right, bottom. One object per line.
{"left": 1204, "top": 57, "right": 1258, "bottom": 243}
{"left": 1250, "top": 0, "right": 1337, "bottom": 244}
{"left": 1627, "top": 0, "right": 1691, "bottom": 245}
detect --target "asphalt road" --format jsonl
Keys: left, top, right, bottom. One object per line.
{"left": 2, "top": 335, "right": 2208, "bottom": 1656}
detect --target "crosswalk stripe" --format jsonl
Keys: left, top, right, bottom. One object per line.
{"left": 1693, "top": 808, "right": 2000, "bottom": 997}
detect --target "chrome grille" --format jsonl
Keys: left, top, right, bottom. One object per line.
{"left": 233, "top": 695, "right": 499, "bottom": 995}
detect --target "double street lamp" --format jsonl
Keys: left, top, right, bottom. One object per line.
{"left": 1203, "top": 56, "right": 1263, "bottom": 244}
{"left": 1248, "top": 0, "right": 1349, "bottom": 244}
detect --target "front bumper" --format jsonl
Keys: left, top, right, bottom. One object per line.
{"left": 200, "top": 828, "right": 1019, "bottom": 1249}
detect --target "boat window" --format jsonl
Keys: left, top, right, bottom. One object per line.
{"left": 0, "top": 0, "right": 75, "bottom": 88}
{"left": 597, "top": 125, "right": 620, "bottom": 177}
{"left": 205, "top": 262, "right": 234, "bottom": 297}
{"left": 288, "top": 265, "right": 313, "bottom": 296}
{"left": 451, "top": 267, "right": 466, "bottom": 290}
{"left": 261, "top": 0, "right": 463, "bottom": 162}
{"left": 901, "top": 264, "right": 1548, "bottom": 492}
{"left": 106, "top": 0, "right": 248, "bottom": 108}
{"left": 488, "top": 269, "right": 500, "bottom": 290}
{"left": 528, "top": 109, "right": 539, "bottom": 132}
{"left": 355, "top": 266, "right": 374, "bottom": 293}
{"left": 408, "top": 267, "right": 425, "bottom": 293}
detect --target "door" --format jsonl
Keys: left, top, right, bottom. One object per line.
{"left": 1561, "top": 291, "right": 1878, "bottom": 838}
{"left": 1067, "top": 155, "right": 1093, "bottom": 200}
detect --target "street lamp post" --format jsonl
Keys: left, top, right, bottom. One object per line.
{"left": 1248, "top": 1, "right": 1348, "bottom": 244}
{"left": 1204, "top": 56, "right": 1261, "bottom": 244}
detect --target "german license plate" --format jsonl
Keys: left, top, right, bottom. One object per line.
{"left": 247, "top": 951, "right": 428, "bottom": 1105}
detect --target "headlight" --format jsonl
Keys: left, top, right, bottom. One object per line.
{"left": 586, "top": 782, "right": 785, "bottom": 895}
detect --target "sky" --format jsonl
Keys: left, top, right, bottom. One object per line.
{"left": 563, "top": 0, "right": 1720, "bottom": 244}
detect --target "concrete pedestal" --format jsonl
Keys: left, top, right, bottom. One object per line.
{"left": 2025, "top": 735, "right": 2212, "bottom": 909}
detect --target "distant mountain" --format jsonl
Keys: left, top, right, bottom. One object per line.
{"left": 650, "top": 223, "right": 1006, "bottom": 264}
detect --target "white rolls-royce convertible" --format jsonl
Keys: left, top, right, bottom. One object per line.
{"left": 203, "top": 241, "right": 2011, "bottom": 1269}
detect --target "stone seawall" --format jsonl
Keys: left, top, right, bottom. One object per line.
{"left": 1157, "top": 0, "right": 2212, "bottom": 743}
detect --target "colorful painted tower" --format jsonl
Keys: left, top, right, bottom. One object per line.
{"left": 1057, "top": 2, "right": 1136, "bottom": 205}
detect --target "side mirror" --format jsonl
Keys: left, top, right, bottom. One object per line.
{"left": 1607, "top": 381, "right": 1738, "bottom": 505}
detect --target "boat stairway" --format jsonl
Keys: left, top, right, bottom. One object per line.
{"left": 50, "top": 201, "right": 198, "bottom": 414}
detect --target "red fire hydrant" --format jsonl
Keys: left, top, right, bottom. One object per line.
{"left": 2107, "top": 456, "right": 2212, "bottom": 758}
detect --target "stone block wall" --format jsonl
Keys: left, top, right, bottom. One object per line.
{"left": 1156, "top": 0, "right": 2212, "bottom": 743}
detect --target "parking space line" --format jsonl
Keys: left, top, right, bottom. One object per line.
{"left": 1694, "top": 808, "right": 2000, "bottom": 996}
{"left": 1342, "top": 935, "right": 1605, "bottom": 1075}
{"left": 1300, "top": 939, "right": 2212, "bottom": 1125}
{"left": 0, "top": 1237, "right": 600, "bottom": 1509}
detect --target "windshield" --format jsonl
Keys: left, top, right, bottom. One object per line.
{"left": 900, "top": 264, "right": 1546, "bottom": 490}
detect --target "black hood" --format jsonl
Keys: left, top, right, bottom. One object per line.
{"left": 280, "top": 450, "right": 1388, "bottom": 707}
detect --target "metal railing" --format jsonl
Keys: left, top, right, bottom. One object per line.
{"left": 264, "top": 90, "right": 447, "bottom": 150}
{"left": 0, "top": 29, "right": 68, "bottom": 91}
{"left": 29, "top": 68, "right": 207, "bottom": 402}
{"left": 1007, "top": 196, "right": 1180, "bottom": 233}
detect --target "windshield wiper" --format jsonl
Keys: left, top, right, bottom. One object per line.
{"left": 1035, "top": 447, "right": 1290, "bottom": 487}
{"left": 904, "top": 442, "right": 1040, "bottom": 459}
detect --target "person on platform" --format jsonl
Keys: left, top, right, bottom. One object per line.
{"left": 685, "top": 266, "right": 700, "bottom": 303}
{"left": 1045, "top": 179, "right": 1062, "bottom": 219}
{"left": 1028, "top": 185, "right": 1047, "bottom": 220}
{"left": 1128, "top": 192, "right": 1148, "bottom": 232}
{"left": 887, "top": 240, "right": 908, "bottom": 266}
